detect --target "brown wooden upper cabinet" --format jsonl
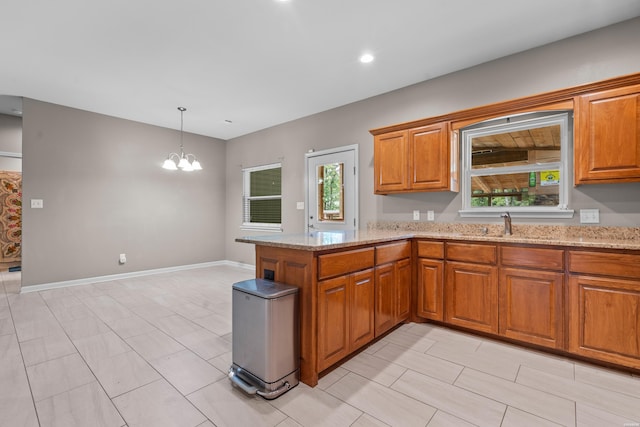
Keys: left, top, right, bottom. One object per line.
{"left": 575, "top": 83, "right": 640, "bottom": 184}
{"left": 373, "top": 122, "right": 459, "bottom": 194}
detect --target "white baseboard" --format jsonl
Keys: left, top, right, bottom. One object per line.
{"left": 20, "top": 260, "right": 256, "bottom": 294}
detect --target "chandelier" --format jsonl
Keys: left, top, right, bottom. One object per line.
{"left": 162, "top": 107, "right": 202, "bottom": 171}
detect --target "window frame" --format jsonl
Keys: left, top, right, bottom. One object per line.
{"left": 241, "top": 162, "right": 283, "bottom": 232}
{"left": 459, "top": 111, "right": 574, "bottom": 219}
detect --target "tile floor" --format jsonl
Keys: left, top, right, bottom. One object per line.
{"left": 1, "top": 265, "right": 640, "bottom": 427}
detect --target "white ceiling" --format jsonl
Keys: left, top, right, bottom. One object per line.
{"left": 2, "top": 0, "right": 640, "bottom": 140}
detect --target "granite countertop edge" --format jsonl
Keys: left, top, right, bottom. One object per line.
{"left": 236, "top": 225, "right": 640, "bottom": 251}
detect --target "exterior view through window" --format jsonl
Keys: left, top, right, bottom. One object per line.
{"left": 460, "top": 111, "right": 572, "bottom": 218}
{"left": 317, "top": 162, "right": 344, "bottom": 221}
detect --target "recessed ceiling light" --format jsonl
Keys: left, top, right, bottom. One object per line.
{"left": 224, "top": 119, "right": 233, "bottom": 124}
{"left": 359, "top": 53, "right": 374, "bottom": 64}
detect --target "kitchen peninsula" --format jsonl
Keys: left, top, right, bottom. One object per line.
{"left": 237, "top": 224, "right": 640, "bottom": 386}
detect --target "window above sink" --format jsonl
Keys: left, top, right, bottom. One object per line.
{"left": 459, "top": 111, "right": 574, "bottom": 219}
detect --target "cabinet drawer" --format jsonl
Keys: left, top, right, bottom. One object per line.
{"left": 417, "top": 240, "right": 444, "bottom": 259}
{"left": 376, "top": 241, "right": 411, "bottom": 265}
{"left": 501, "top": 246, "right": 564, "bottom": 271}
{"left": 318, "top": 247, "right": 375, "bottom": 280}
{"left": 569, "top": 251, "right": 640, "bottom": 279}
{"left": 446, "top": 242, "right": 496, "bottom": 264}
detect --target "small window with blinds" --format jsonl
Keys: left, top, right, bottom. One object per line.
{"left": 242, "top": 163, "right": 282, "bottom": 231}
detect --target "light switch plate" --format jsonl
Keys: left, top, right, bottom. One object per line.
{"left": 31, "top": 199, "right": 43, "bottom": 209}
{"left": 413, "top": 210, "right": 420, "bottom": 221}
{"left": 296, "top": 201, "right": 305, "bottom": 210}
{"left": 580, "top": 208, "right": 600, "bottom": 224}
{"left": 427, "top": 210, "right": 435, "bottom": 221}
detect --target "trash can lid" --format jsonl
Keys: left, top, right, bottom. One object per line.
{"left": 232, "top": 278, "right": 299, "bottom": 299}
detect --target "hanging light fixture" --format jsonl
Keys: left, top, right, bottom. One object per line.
{"left": 162, "top": 107, "right": 203, "bottom": 171}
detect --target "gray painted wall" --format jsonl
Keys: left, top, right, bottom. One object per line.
{"left": 226, "top": 17, "right": 640, "bottom": 265}
{"left": 22, "top": 100, "right": 226, "bottom": 286}
{"left": 0, "top": 113, "right": 22, "bottom": 171}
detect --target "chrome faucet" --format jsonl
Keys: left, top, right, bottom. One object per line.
{"left": 501, "top": 212, "right": 512, "bottom": 236}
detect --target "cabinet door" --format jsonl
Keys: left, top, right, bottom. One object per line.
{"left": 417, "top": 258, "right": 444, "bottom": 321}
{"left": 317, "top": 275, "right": 350, "bottom": 371}
{"left": 445, "top": 261, "right": 498, "bottom": 334}
{"left": 568, "top": 275, "right": 640, "bottom": 369}
{"left": 575, "top": 84, "right": 640, "bottom": 184}
{"left": 409, "top": 123, "right": 450, "bottom": 190}
{"left": 374, "top": 130, "right": 408, "bottom": 193}
{"left": 375, "top": 263, "right": 396, "bottom": 337}
{"left": 499, "top": 268, "right": 564, "bottom": 349}
{"left": 350, "top": 269, "right": 375, "bottom": 351}
{"left": 396, "top": 258, "right": 411, "bottom": 322}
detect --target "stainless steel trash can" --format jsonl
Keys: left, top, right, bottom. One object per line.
{"left": 228, "top": 278, "right": 299, "bottom": 399}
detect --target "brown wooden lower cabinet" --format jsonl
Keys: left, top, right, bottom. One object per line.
{"left": 445, "top": 261, "right": 498, "bottom": 334}
{"left": 417, "top": 258, "right": 444, "bottom": 320}
{"left": 499, "top": 267, "right": 564, "bottom": 349}
{"left": 374, "top": 258, "right": 411, "bottom": 336}
{"left": 568, "top": 275, "right": 640, "bottom": 369}
{"left": 317, "top": 269, "right": 375, "bottom": 372}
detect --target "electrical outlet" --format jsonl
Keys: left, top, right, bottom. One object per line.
{"left": 580, "top": 209, "right": 600, "bottom": 224}
{"left": 427, "top": 210, "right": 435, "bottom": 221}
{"left": 31, "top": 199, "right": 44, "bottom": 209}
{"left": 119, "top": 253, "right": 127, "bottom": 264}
{"left": 413, "top": 210, "right": 420, "bottom": 221}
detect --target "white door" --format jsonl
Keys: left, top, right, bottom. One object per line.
{"left": 306, "top": 145, "right": 358, "bottom": 232}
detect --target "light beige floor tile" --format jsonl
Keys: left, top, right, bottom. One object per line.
{"left": 13, "top": 309, "right": 65, "bottom": 342}
{"left": 380, "top": 329, "right": 436, "bottom": 353}
{"left": 501, "top": 407, "right": 563, "bottom": 427}
{"left": 391, "top": 369, "right": 506, "bottom": 427}
{"left": 475, "top": 340, "right": 575, "bottom": 380}
{"left": 35, "top": 381, "right": 125, "bottom": 427}
{"left": 316, "top": 367, "right": 349, "bottom": 390}
{"left": 352, "top": 413, "right": 391, "bottom": 426}
{"left": 0, "top": 362, "right": 39, "bottom": 427}
{"left": 151, "top": 314, "right": 203, "bottom": 338}
{"left": 72, "top": 330, "right": 131, "bottom": 365}
{"left": 49, "top": 302, "right": 95, "bottom": 323}
{"left": 192, "top": 312, "right": 233, "bottom": 336}
{"left": 427, "top": 340, "right": 520, "bottom": 381}
{"left": 20, "top": 332, "right": 77, "bottom": 366}
{"left": 207, "top": 351, "right": 232, "bottom": 373}
{"left": 187, "top": 378, "right": 287, "bottom": 427}
{"left": 107, "top": 314, "right": 156, "bottom": 339}
{"left": 61, "top": 315, "right": 111, "bottom": 340}
{"left": 276, "top": 418, "right": 303, "bottom": 427}
{"left": 517, "top": 365, "right": 640, "bottom": 421}
{"left": 26, "top": 353, "right": 96, "bottom": 402}
{"left": 126, "top": 329, "right": 185, "bottom": 360}
{"left": 172, "top": 302, "right": 214, "bottom": 319}
{"left": 327, "top": 372, "right": 436, "bottom": 427}
{"left": 83, "top": 295, "right": 134, "bottom": 322}
{"left": 0, "top": 305, "right": 14, "bottom": 336}
{"left": 340, "top": 352, "right": 406, "bottom": 387}
{"left": 88, "top": 350, "right": 161, "bottom": 398}
{"left": 270, "top": 383, "right": 362, "bottom": 427}
{"left": 404, "top": 323, "right": 483, "bottom": 350}
{"left": 574, "top": 362, "right": 640, "bottom": 398}
{"left": 576, "top": 402, "right": 640, "bottom": 427}
{"left": 113, "top": 379, "right": 206, "bottom": 427}
{"left": 373, "top": 342, "right": 462, "bottom": 384}
{"left": 0, "top": 332, "right": 22, "bottom": 361}
{"left": 454, "top": 368, "right": 575, "bottom": 426}
{"left": 150, "top": 349, "right": 224, "bottom": 395}
{"left": 130, "top": 303, "right": 175, "bottom": 320}
{"left": 427, "top": 410, "right": 477, "bottom": 426}
{"left": 177, "top": 328, "right": 231, "bottom": 360}
{"left": 362, "top": 338, "right": 388, "bottom": 355}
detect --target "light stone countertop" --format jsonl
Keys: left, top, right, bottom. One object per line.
{"left": 236, "top": 222, "right": 640, "bottom": 251}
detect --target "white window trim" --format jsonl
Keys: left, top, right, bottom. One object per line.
{"left": 459, "top": 112, "right": 574, "bottom": 219}
{"left": 241, "top": 162, "right": 283, "bottom": 232}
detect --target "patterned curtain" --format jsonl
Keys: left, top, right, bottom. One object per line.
{"left": 0, "top": 172, "right": 21, "bottom": 261}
